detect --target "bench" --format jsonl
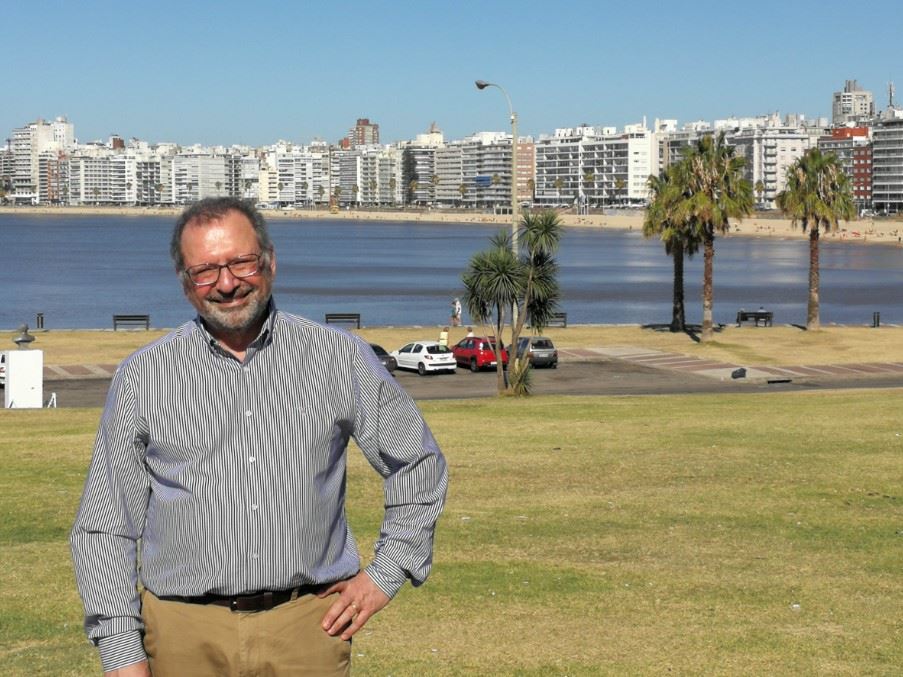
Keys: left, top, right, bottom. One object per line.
{"left": 529, "top": 311, "right": 567, "bottom": 328}
{"left": 736, "top": 310, "right": 773, "bottom": 327}
{"left": 325, "top": 313, "right": 361, "bottom": 329}
{"left": 113, "top": 314, "right": 150, "bottom": 330}
{"left": 547, "top": 312, "right": 568, "bottom": 328}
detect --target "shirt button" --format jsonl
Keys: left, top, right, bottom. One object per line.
{"left": 245, "top": 410, "right": 252, "bottom": 417}
{"left": 249, "top": 456, "right": 256, "bottom": 463}
{"left": 252, "top": 503, "right": 258, "bottom": 511}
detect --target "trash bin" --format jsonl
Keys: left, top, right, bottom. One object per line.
{"left": 872, "top": 311, "right": 880, "bottom": 328}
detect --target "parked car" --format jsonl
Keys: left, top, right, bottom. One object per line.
{"left": 516, "top": 336, "right": 558, "bottom": 368}
{"left": 390, "top": 341, "right": 457, "bottom": 376}
{"left": 369, "top": 343, "right": 397, "bottom": 374}
{"left": 452, "top": 336, "right": 509, "bottom": 372}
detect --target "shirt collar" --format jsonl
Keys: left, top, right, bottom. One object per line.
{"left": 193, "top": 297, "right": 278, "bottom": 356}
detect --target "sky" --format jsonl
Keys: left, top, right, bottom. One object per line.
{"left": 4, "top": 0, "right": 901, "bottom": 147}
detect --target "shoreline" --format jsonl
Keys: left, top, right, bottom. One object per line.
{"left": 1, "top": 205, "right": 902, "bottom": 246}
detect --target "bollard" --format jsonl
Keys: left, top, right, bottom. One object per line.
{"left": 36, "top": 312, "right": 44, "bottom": 330}
{"left": 872, "top": 311, "right": 880, "bottom": 328}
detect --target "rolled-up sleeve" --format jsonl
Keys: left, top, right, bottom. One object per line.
{"left": 70, "top": 367, "right": 150, "bottom": 671}
{"left": 351, "top": 340, "right": 448, "bottom": 597}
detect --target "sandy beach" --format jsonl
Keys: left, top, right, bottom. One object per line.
{"left": 2, "top": 204, "right": 902, "bottom": 246}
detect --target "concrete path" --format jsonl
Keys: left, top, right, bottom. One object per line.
{"left": 557, "top": 346, "right": 903, "bottom": 383}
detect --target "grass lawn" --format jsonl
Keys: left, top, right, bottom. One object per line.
{"left": 5, "top": 324, "right": 903, "bottom": 368}
{"left": 1, "top": 390, "right": 901, "bottom": 674}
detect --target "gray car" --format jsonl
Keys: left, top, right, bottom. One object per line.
{"left": 516, "top": 336, "right": 558, "bottom": 368}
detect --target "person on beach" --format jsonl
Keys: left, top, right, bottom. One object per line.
{"left": 70, "top": 197, "right": 448, "bottom": 676}
{"left": 451, "top": 297, "right": 462, "bottom": 326}
{"left": 465, "top": 326, "right": 475, "bottom": 338}
{"left": 438, "top": 326, "right": 449, "bottom": 347}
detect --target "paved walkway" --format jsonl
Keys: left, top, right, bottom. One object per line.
{"left": 556, "top": 346, "right": 903, "bottom": 383}
{"left": 43, "top": 348, "right": 903, "bottom": 384}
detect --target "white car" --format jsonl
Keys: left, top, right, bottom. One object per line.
{"left": 391, "top": 341, "right": 457, "bottom": 376}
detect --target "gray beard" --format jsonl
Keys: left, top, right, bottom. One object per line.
{"left": 199, "top": 290, "right": 270, "bottom": 336}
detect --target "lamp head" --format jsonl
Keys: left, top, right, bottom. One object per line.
{"left": 475, "top": 80, "right": 491, "bottom": 90}
{"left": 13, "top": 324, "right": 35, "bottom": 349}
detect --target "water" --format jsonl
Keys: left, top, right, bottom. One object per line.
{"left": 2, "top": 213, "right": 902, "bottom": 329}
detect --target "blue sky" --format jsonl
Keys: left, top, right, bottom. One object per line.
{"left": 5, "top": 0, "right": 901, "bottom": 146}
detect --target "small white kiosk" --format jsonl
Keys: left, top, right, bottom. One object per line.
{"left": 3, "top": 325, "right": 44, "bottom": 409}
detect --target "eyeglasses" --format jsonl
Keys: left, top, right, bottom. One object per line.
{"left": 184, "top": 253, "right": 264, "bottom": 287}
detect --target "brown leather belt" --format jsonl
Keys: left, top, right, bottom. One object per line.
{"left": 158, "top": 584, "right": 324, "bottom": 612}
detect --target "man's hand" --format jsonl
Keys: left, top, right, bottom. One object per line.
{"left": 104, "top": 660, "right": 150, "bottom": 677}
{"left": 319, "top": 572, "right": 391, "bottom": 640}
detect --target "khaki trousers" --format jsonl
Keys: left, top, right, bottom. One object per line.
{"left": 142, "top": 590, "right": 351, "bottom": 676}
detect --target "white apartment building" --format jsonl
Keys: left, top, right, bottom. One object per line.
{"left": 11, "top": 117, "right": 75, "bottom": 203}
{"left": 832, "top": 80, "right": 875, "bottom": 126}
{"left": 172, "top": 152, "right": 239, "bottom": 204}
{"left": 535, "top": 123, "right": 659, "bottom": 209}
{"left": 872, "top": 112, "right": 903, "bottom": 214}
{"left": 727, "top": 125, "right": 811, "bottom": 207}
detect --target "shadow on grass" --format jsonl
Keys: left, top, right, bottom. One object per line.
{"left": 641, "top": 323, "right": 728, "bottom": 343}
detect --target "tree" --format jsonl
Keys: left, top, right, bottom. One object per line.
{"left": 614, "top": 177, "right": 627, "bottom": 207}
{"left": 677, "top": 132, "right": 753, "bottom": 342}
{"left": 316, "top": 184, "right": 325, "bottom": 205}
{"left": 407, "top": 179, "right": 419, "bottom": 206}
{"left": 389, "top": 177, "right": 397, "bottom": 206}
{"left": 776, "top": 148, "right": 855, "bottom": 330}
{"left": 754, "top": 180, "right": 766, "bottom": 208}
{"left": 430, "top": 174, "right": 440, "bottom": 204}
{"left": 553, "top": 177, "right": 564, "bottom": 204}
{"left": 582, "top": 172, "right": 595, "bottom": 211}
{"left": 457, "top": 183, "right": 467, "bottom": 207}
{"left": 643, "top": 165, "right": 700, "bottom": 332}
{"left": 462, "top": 211, "right": 562, "bottom": 395}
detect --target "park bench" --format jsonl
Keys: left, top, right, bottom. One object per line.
{"left": 325, "top": 313, "right": 361, "bottom": 328}
{"left": 113, "top": 314, "right": 150, "bottom": 330}
{"left": 736, "top": 309, "right": 773, "bottom": 327}
{"left": 528, "top": 311, "right": 568, "bottom": 328}
{"left": 547, "top": 312, "right": 568, "bottom": 328}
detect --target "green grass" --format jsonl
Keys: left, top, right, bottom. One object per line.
{"left": 2, "top": 391, "right": 902, "bottom": 675}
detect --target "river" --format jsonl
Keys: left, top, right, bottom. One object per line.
{"left": 2, "top": 213, "right": 901, "bottom": 329}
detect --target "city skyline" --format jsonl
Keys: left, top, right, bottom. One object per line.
{"left": 6, "top": 0, "right": 901, "bottom": 147}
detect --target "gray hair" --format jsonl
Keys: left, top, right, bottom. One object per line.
{"left": 170, "top": 197, "right": 273, "bottom": 272}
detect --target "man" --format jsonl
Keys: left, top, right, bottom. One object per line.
{"left": 71, "top": 197, "right": 448, "bottom": 676}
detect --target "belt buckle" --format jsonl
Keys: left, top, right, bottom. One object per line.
{"left": 229, "top": 591, "right": 274, "bottom": 612}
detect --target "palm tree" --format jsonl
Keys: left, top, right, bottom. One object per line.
{"left": 614, "top": 177, "right": 627, "bottom": 207}
{"left": 644, "top": 165, "right": 700, "bottom": 332}
{"left": 776, "top": 149, "right": 855, "bottom": 330}
{"left": 678, "top": 132, "right": 753, "bottom": 342}
{"left": 389, "top": 177, "right": 398, "bottom": 206}
{"left": 754, "top": 180, "right": 766, "bottom": 209}
{"left": 407, "top": 180, "right": 419, "bottom": 206}
{"left": 316, "top": 184, "right": 325, "bottom": 205}
{"left": 462, "top": 211, "right": 562, "bottom": 395}
{"left": 582, "top": 172, "right": 595, "bottom": 212}
{"left": 430, "top": 174, "right": 440, "bottom": 204}
{"left": 457, "top": 183, "right": 467, "bottom": 207}
{"left": 553, "top": 177, "right": 564, "bottom": 204}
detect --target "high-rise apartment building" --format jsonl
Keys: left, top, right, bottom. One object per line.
{"left": 817, "top": 127, "right": 871, "bottom": 209}
{"left": 349, "top": 118, "right": 379, "bottom": 147}
{"left": 728, "top": 125, "right": 810, "bottom": 207}
{"left": 871, "top": 112, "right": 903, "bottom": 214}
{"left": 832, "top": 80, "right": 875, "bottom": 126}
{"left": 10, "top": 117, "right": 75, "bottom": 204}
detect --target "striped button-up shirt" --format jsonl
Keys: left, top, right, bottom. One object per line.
{"left": 70, "top": 303, "right": 448, "bottom": 671}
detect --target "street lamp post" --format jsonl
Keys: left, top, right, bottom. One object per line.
{"left": 475, "top": 80, "right": 518, "bottom": 256}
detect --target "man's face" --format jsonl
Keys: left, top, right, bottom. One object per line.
{"left": 179, "top": 209, "right": 276, "bottom": 336}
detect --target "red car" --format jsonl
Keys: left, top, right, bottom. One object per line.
{"left": 452, "top": 336, "right": 508, "bottom": 372}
